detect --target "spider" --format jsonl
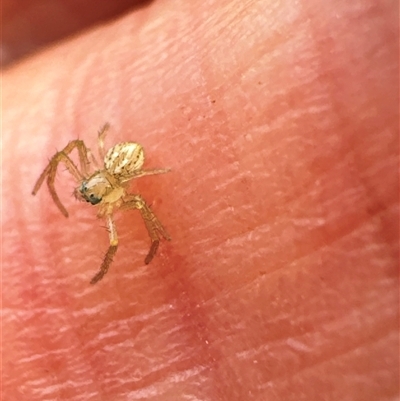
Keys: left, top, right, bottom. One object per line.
{"left": 32, "top": 123, "right": 171, "bottom": 284}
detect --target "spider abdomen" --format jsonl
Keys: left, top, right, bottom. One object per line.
{"left": 104, "top": 142, "right": 145, "bottom": 177}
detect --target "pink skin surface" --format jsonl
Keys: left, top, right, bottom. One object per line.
{"left": 2, "top": 0, "right": 398, "bottom": 400}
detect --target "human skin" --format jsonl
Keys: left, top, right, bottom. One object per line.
{"left": 2, "top": 0, "right": 398, "bottom": 400}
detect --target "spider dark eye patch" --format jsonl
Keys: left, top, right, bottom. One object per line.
{"left": 88, "top": 194, "right": 101, "bottom": 205}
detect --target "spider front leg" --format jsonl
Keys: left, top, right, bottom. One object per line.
{"left": 90, "top": 214, "right": 118, "bottom": 285}
{"left": 32, "top": 140, "right": 92, "bottom": 217}
{"left": 121, "top": 194, "right": 171, "bottom": 264}
{"left": 97, "top": 122, "right": 110, "bottom": 161}
{"left": 126, "top": 168, "right": 171, "bottom": 180}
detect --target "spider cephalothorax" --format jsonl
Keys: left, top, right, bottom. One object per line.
{"left": 76, "top": 172, "right": 111, "bottom": 204}
{"left": 32, "top": 123, "right": 170, "bottom": 284}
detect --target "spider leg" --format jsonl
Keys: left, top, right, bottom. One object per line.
{"left": 32, "top": 162, "right": 53, "bottom": 199}
{"left": 120, "top": 168, "right": 171, "bottom": 183}
{"left": 46, "top": 169, "right": 69, "bottom": 217}
{"left": 121, "top": 194, "right": 170, "bottom": 264}
{"left": 97, "top": 122, "right": 110, "bottom": 161}
{"left": 90, "top": 214, "right": 118, "bottom": 284}
{"left": 32, "top": 140, "right": 92, "bottom": 216}
{"left": 72, "top": 140, "right": 92, "bottom": 177}
{"left": 57, "top": 139, "right": 92, "bottom": 177}
{"left": 133, "top": 168, "right": 171, "bottom": 178}
{"left": 35, "top": 152, "right": 82, "bottom": 217}
{"left": 86, "top": 148, "right": 100, "bottom": 170}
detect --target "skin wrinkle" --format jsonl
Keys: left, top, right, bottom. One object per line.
{"left": 81, "top": 304, "right": 205, "bottom": 382}
{"left": 194, "top": 234, "right": 396, "bottom": 390}
{"left": 189, "top": 177, "right": 390, "bottom": 282}
{"left": 203, "top": 120, "right": 372, "bottom": 248}
{"left": 5, "top": 253, "right": 104, "bottom": 394}
{"left": 256, "top": 331, "right": 398, "bottom": 391}
{"left": 216, "top": 282, "right": 396, "bottom": 349}
{"left": 231, "top": 327, "right": 396, "bottom": 383}
{"left": 200, "top": 216, "right": 397, "bottom": 312}
{"left": 255, "top": 337, "right": 396, "bottom": 399}
{"left": 148, "top": 259, "right": 230, "bottom": 400}
{"left": 240, "top": 311, "right": 392, "bottom": 373}
{"left": 2, "top": 307, "right": 69, "bottom": 323}
{"left": 106, "top": 354, "right": 203, "bottom": 383}
{"left": 303, "top": 0, "right": 397, "bottom": 229}
{"left": 177, "top": 248, "right": 390, "bottom": 326}
{"left": 101, "top": 359, "right": 204, "bottom": 395}
{"left": 350, "top": 147, "right": 398, "bottom": 251}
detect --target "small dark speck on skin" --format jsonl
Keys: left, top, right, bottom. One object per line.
{"left": 211, "top": 100, "right": 216, "bottom": 103}
{"left": 258, "top": 81, "right": 262, "bottom": 85}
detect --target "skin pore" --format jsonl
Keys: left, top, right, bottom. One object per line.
{"left": 2, "top": 0, "right": 398, "bottom": 400}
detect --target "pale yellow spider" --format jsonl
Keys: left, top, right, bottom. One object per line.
{"left": 32, "top": 123, "right": 171, "bottom": 284}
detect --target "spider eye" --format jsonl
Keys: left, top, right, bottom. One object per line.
{"left": 88, "top": 194, "right": 101, "bottom": 205}
{"left": 80, "top": 182, "right": 88, "bottom": 193}
{"left": 79, "top": 183, "right": 102, "bottom": 205}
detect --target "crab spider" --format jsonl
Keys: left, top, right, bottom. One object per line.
{"left": 32, "top": 123, "right": 170, "bottom": 284}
